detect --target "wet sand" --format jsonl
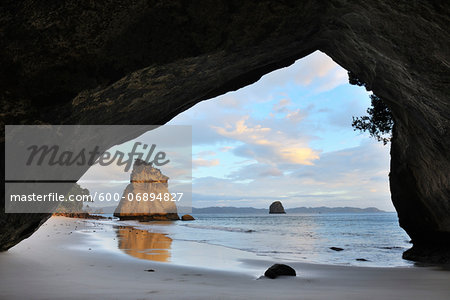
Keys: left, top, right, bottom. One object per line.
{"left": 0, "top": 216, "right": 449, "bottom": 300}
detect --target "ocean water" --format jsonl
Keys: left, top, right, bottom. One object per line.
{"left": 113, "top": 212, "right": 414, "bottom": 267}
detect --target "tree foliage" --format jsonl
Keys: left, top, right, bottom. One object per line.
{"left": 348, "top": 71, "right": 394, "bottom": 145}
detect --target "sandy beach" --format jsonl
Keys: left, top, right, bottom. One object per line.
{"left": 0, "top": 216, "right": 449, "bottom": 300}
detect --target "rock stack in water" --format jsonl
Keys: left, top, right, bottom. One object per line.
{"left": 181, "top": 214, "right": 195, "bottom": 221}
{"left": 114, "top": 159, "right": 179, "bottom": 221}
{"left": 269, "top": 201, "right": 286, "bottom": 214}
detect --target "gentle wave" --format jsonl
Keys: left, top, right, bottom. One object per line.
{"left": 181, "top": 223, "right": 256, "bottom": 233}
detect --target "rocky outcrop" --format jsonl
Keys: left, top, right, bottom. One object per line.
{"left": 181, "top": 214, "right": 195, "bottom": 221}
{"left": 402, "top": 245, "right": 450, "bottom": 265}
{"left": 52, "top": 212, "right": 109, "bottom": 220}
{"left": 264, "top": 264, "right": 296, "bottom": 279}
{"left": 0, "top": 1, "right": 449, "bottom": 260}
{"left": 269, "top": 201, "right": 286, "bottom": 214}
{"left": 113, "top": 159, "right": 179, "bottom": 221}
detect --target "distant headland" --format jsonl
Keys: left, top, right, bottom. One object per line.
{"left": 189, "top": 206, "right": 386, "bottom": 214}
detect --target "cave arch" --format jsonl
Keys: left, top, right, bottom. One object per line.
{"left": 166, "top": 51, "right": 394, "bottom": 211}
{"left": 1, "top": 1, "right": 449, "bottom": 259}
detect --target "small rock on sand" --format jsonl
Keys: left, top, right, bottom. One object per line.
{"left": 356, "top": 258, "right": 369, "bottom": 261}
{"left": 330, "top": 247, "right": 344, "bottom": 251}
{"left": 264, "top": 264, "right": 296, "bottom": 279}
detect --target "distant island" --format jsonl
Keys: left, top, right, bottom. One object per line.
{"left": 190, "top": 206, "right": 385, "bottom": 214}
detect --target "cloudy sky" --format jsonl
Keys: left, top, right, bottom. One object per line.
{"left": 80, "top": 51, "right": 393, "bottom": 211}
{"left": 167, "top": 50, "right": 393, "bottom": 211}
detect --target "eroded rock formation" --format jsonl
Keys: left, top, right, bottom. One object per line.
{"left": 114, "top": 159, "right": 179, "bottom": 221}
{"left": 1, "top": 1, "right": 449, "bottom": 259}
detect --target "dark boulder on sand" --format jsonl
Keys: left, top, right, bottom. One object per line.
{"left": 264, "top": 264, "right": 296, "bottom": 279}
{"left": 269, "top": 201, "right": 286, "bottom": 214}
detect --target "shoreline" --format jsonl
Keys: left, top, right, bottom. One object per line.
{"left": 115, "top": 212, "right": 413, "bottom": 268}
{"left": 0, "top": 216, "right": 449, "bottom": 299}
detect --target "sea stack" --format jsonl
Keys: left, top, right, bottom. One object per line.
{"left": 114, "top": 159, "right": 179, "bottom": 221}
{"left": 269, "top": 201, "right": 286, "bottom": 214}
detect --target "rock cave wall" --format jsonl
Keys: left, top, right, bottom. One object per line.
{"left": 0, "top": 1, "right": 449, "bottom": 254}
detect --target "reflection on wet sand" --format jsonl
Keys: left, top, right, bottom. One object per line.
{"left": 116, "top": 226, "right": 172, "bottom": 262}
